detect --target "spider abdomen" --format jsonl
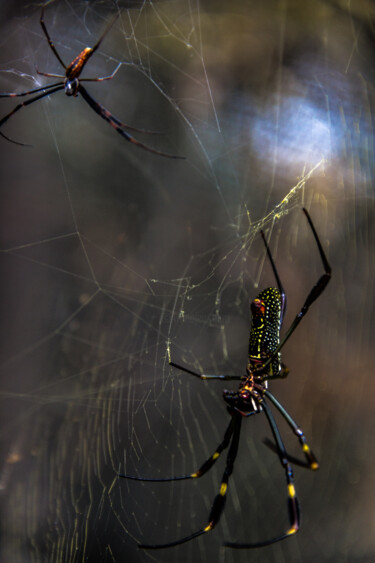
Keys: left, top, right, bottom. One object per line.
{"left": 66, "top": 48, "right": 93, "bottom": 80}
{"left": 249, "top": 287, "right": 281, "bottom": 375}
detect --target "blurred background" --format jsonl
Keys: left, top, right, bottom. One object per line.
{"left": 0, "top": 0, "right": 374, "bottom": 561}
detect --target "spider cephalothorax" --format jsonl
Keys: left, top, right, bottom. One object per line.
{"left": 223, "top": 370, "right": 264, "bottom": 416}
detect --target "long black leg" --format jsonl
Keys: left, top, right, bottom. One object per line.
{"left": 265, "top": 390, "right": 319, "bottom": 470}
{"left": 88, "top": 13, "right": 119, "bottom": 58}
{"left": 78, "top": 66, "right": 164, "bottom": 135}
{"left": 260, "top": 229, "right": 287, "bottom": 323}
{"left": 78, "top": 85, "right": 185, "bottom": 159}
{"left": 119, "top": 415, "right": 235, "bottom": 482}
{"left": 40, "top": 7, "right": 66, "bottom": 69}
{"left": 139, "top": 413, "right": 242, "bottom": 549}
{"left": 0, "top": 84, "right": 64, "bottom": 145}
{"left": 260, "top": 208, "right": 331, "bottom": 375}
{"left": 263, "top": 438, "right": 311, "bottom": 469}
{"left": 225, "top": 400, "right": 299, "bottom": 548}
{"left": 0, "top": 82, "right": 63, "bottom": 98}
{"left": 170, "top": 361, "right": 243, "bottom": 381}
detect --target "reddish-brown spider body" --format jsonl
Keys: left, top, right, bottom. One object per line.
{"left": 66, "top": 48, "right": 94, "bottom": 81}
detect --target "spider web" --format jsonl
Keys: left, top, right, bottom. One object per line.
{"left": 0, "top": 1, "right": 374, "bottom": 562}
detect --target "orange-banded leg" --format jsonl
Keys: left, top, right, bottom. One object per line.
{"left": 225, "top": 400, "right": 299, "bottom": 548}
{"left": 136, "top": 414, "right": 242, "bottom": 549}
{"left": 77, "top": 85, "right": 185, "bottom": 159}
{"left": 119, "top": 415, "right": 235, "bottom": 483}
{"left": 265, "top": 390, "right": 319, "bottom": 470}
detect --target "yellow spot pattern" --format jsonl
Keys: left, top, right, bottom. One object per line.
{"left": 288, "top": 484, "right": 296, "bottom": 498}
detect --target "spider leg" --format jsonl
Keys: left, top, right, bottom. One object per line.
{"left": 0, "top": 81, "right": 64, "bottom": 98}
{"left": 78, "top": 85, "right": 185, "bottom": 159}
{"left": 225, "top": 400, "right": 300, "bottom": 548}
{"left": 40, "top": 7, "right": 66, "bottom": 69}
{"left": 262, "top": 438, "right": 311, "bottom": 469}
{"left": 264, "top": 390, "right": 318, "bottom": 469}
{"left": 119, "top": 415, "right": 235, "bottom": 482}
{"left": 259, "top": 208, "right": 331, "bottom": 374}
{"left": 0, "top": 84, "right": 64, "bottom": 145}
{"left": 89, "top": 13, "right": 120, "bottom": 58}
{"left": 35, "top": 69, "right": 65, "bottom": 79}
{"left": 79, "top": 63, "right": 121, "bottom": 82}
{"left": 261, "top": 229, "right": 287, "bottom": 323}
{"left": 170, "top": 361, "right": 243, "bottom": 380}
{"left": 79, "top": 65, "right": 161, "bottom": 135}
{"left": 139, "top": 413, "right": 242, "bottom": 549}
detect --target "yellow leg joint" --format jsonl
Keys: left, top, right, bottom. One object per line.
{"left": 288, "top": 484, "right": 296, "bottom": 498}
{"left": 212, "top": 452, "right": 220, "bottom": 460}
{"left": 204, "top": 523, "right": 213, "bottom": 532}
{"left": 287, "top": 526, "right": 298, "bottom": 536}
{"left": 220, "top": 483, "right": 228, "bottom": 496}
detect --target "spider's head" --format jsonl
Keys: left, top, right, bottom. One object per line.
{"left": 223, "top": 388, "right": 261, "bottom": 417}
{"left": 251, "top": 297, "right": 266, "bottom": 318}
{"left": 64, "top": 78, "right": 79, "bottom": 97}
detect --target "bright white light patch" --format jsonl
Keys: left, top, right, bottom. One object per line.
{"left": 251, "top": 96, "right": 331, "bottom": 169}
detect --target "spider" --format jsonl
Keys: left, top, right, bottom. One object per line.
{"left": 119, "top": 208, "right": 331, "bottom": 549}
{"left": 0, "top": 7, "right": 184, "bottom": 159}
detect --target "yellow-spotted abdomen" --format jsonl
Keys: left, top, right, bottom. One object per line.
{"left": 249, "top": 287, "right": 282, "bottom": 375}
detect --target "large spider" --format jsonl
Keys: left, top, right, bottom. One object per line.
{"left": 0, "top": 7, "right": 184, "bottom": 159}
{"left": 120, "top": 208, "right": 331, "bottom": 549}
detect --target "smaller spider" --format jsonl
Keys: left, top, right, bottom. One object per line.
{"left": 0, "top": 7, "right": 184, "bottom": 159}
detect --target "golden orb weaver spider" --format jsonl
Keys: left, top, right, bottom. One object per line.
{"left": 120, "top": 208, "right": 331, "bottom": 549}
{"left": 0, "top": 7, "right": 184, "bottom": 159}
